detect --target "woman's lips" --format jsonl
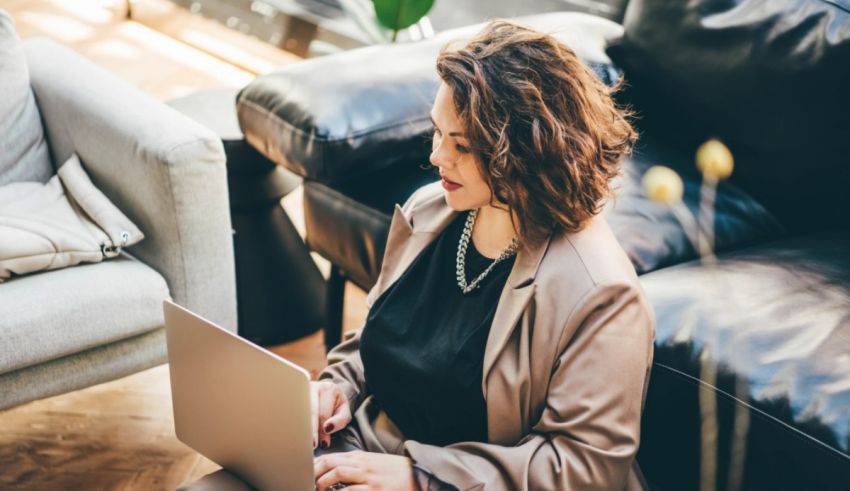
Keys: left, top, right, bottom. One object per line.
{"left": 441, "top": 177, "right": 462, "bottom": 192}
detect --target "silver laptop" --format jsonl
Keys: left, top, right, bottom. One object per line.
{"left": 164, "top": 300, "right": 314, "bottom": 491}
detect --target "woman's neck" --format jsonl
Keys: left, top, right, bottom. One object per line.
{"left": 471, "top": 203, "right": 517, "bottom": 259}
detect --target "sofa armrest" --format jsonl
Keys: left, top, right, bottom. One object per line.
{"left": 23, "top": 38, "right": 237, "bottom": 331}
{"left": 237, "top": 12, "right": 623, "bottom": 185}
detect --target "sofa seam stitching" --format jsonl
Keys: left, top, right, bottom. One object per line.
{"left": 238, "top": 98, "right": 433, "bottom": 143}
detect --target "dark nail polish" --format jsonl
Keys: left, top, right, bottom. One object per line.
{"left": 324, "top": 422, "right": 334, "bottom": 433}
{"left": 320, "top": 440, "right": 328, "bottom": 449}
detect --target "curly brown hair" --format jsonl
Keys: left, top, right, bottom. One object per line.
{"left": 435, "top": 20, "right": 637, "bottom": 246}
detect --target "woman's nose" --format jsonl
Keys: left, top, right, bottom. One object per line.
{"left": 430, "top": 148, "right": 454, "bottom": 169}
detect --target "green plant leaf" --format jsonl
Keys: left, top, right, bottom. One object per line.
{"left": 372, "top": 0, "right": 435, "bottom": 31}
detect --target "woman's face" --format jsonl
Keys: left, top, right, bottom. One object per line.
{"left": 430, "top": 83, "right": 492, "bottom": 211}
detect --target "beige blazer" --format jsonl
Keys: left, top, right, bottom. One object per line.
{"left": 319, "top": 181, "right": 655, "bottom": 491}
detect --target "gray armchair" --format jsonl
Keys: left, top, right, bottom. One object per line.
{"left": 0, "top": 38, "right": 237, "bottom": 410}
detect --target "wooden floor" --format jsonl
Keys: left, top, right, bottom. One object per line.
{"left": 0, "top": 1, "right": 368, "bottom": 489}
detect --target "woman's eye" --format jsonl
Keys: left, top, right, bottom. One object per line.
{"left": 456, "top": 144, "right": 470, "bottom": 153}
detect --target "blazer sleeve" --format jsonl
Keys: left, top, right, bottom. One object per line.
{"left": 317, "top": 329, "right": 369, "bottom": 411}
{"left": 403, "top": 282, "right": 655, "bottom": 491}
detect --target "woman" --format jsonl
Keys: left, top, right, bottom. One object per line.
{"left": 183, "top": 19, "right": 653, "bottom": 491}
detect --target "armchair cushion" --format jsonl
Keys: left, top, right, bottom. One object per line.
{"left": 236, "top": 12, "right": 624, "bottom": 184}
{"left": 0, "top": 10, "right": 51, "bottom": 185}
{"left": 0, "top": 257, "right": 169, "bottom": 376}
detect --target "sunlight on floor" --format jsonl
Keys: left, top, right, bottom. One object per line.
{"left": 11, "top": 0, "right": 260, "bottom": 100}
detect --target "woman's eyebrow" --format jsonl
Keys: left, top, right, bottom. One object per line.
{"left": 429, "top": 115, "right": 465, "bottom": 137}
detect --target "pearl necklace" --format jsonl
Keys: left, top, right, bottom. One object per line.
{"left": 456, "top": 209, "right": 518, "bottom": 294}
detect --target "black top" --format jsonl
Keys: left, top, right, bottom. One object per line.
{"left": 359, "top": 211, "right": 515, "bottom": 446}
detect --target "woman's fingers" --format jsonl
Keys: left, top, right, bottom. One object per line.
{"left": 323, "top": 393, "right": 351, "bottom": 435}
{"left": 316, "top": 451, "right": 413, "bottom": 491}
{"left": 316, "top": 382, "right": 338, "bottom": 448}
{"left": 313, "top": 452, "right": 352, "bottom": 480}
{"left": 315, "top": 465, "right": 364, "bottom": 491}
{"left": 311, "top": 381, "right": 352, "bottom": 449}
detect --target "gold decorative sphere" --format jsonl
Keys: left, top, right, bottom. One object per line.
{"left": 642, "top": 166, "right": 684, "bottom": 204}
{"left": 696, "top": 139, "right": 734, "bottom": 180}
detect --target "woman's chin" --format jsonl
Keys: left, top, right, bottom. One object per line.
{"left": 443, "top": 192, "right": 466, "bottom": 211}
{"left": 444, "top": 193, "right": 482, "bottom": 212}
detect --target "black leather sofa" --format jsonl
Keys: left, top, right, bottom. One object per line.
{"left": 236, "top": 0, "right": 850, "bottom": 489}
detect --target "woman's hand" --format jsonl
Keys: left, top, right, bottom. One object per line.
{"left": 311, "top": 380, "right": 352, "bottom": 450}
{"left": 313, "top": 451, "right": 417, "bottom": 491}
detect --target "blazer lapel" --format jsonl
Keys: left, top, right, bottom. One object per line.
{"left": 482, "top": 236, "right": 551, "bottom": 395}
{"left": 482, "top": 284, "right": 535, "bottom": 388}
{"left": 367, "top": 200, "right": 457, "bottom": 307}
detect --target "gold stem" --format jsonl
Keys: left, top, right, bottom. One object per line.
{"left": 698, "top": 175, "right": 718, "bottom": 265}
{"left": 699, "top": 347, "right": 718, "bottom": 491}
{"left": 727, "top": 376, "right": 751, "bottom": 491}
{"left": 670, "top": 202, "right": 700, "bottom": 255}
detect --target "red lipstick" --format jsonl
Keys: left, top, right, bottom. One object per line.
{"left": 441, "top": 176, "right": 462, "bottom": 192}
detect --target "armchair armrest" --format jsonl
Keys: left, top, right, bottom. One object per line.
{"left": 236, "top": 12, "right": 623, "bottom": 185}
{"left": 23, "top": 38, "right": 237, "bottom": 330}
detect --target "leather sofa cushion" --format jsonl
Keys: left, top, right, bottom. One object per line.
{"left": 637, "top": 232, "right": 850, "bottom": 489}
{"left": 0, "top": 10, "right": 52, "bottom": 185}
{"left": 237, "top": 12, "right": 625, "bottom": 184}
{"left": 607, "top": 0, "right": 850, "bottom": 232}
{"left": 0, "top": 257, "right": 169, "bottom": 375}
